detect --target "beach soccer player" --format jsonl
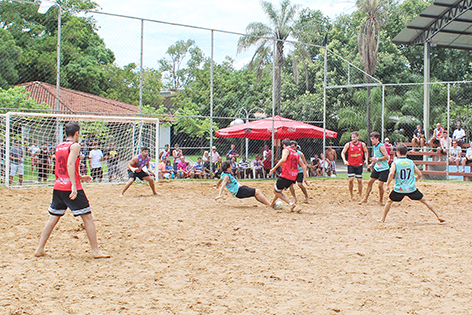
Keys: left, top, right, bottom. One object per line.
{"left": 341, "top": 131, "right": 369, "bottom": 201}
{"left": 120, "top": 147, "right": 158, "bottom": 196}
{"left": 290, "top": 141, "right": 310, "bottom": 203}
{"left": 360, "top": 132, "right": 390, "bottom": 206}
{"left": 269, "top": 139, "right": 307, "bottom": 212}
{"left": 215, "top": 161, "right": 270, "bottom": 206}
{"left": 35, "top": 122, "right": 109, "bottom": 259}
{"left": 380, "top": 143, "right": 445, "bottom": 223}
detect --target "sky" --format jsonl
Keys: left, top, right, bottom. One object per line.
{"left": 85, "top": 0, "right": 357, "bottom": 68}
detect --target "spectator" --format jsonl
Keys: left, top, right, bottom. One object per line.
{"left": 202, "top": 151, "right": 211, "bottom": 177}
{"left": 449, "top": 140, "right": 463, "bottom": 172}
{"left": 0, "top": 144, "right": 5, "bottom": 182}
{"left": 324, "top": 146, "right": 337, "bottom": 177}
{"left": 439, "top": 131, "right": 452, "bottom": 155}
{"left": 308, "top": 154, "right": 322, "bottom": 177}
{"left": 165, "top": 160, "right": 175, "bottom": 179}
{"left": 36, "top": 144, "right": 50, "bottom": 183}
{"left": 452, "top": 123, "right": 466, "bottom": 146}
{"left": 226, "top": 144, "right": 239, "bottom": 161}
{"left": 79, "top": 140, "right": 88, "bottom": 175}
{"left": 9, "top": 139, "right": 24, "bottom": 186}
{"left": 159, "top": 144, "right": 171, "bottom": 161}
{"left": 28, "top": 141, "right": 40, "bottom": 173}
{"left": 253, "top": 154, "right": 265, "bottom": 179}
{"left": 106, "top": 142, "right": 120, "bottom": 182}
{"left": 263, "top": 145, "right": 272, "bottom": 162}
{"left": 428, "top": 122, "right": 444, "bottom": 150}
{"left": 262, "top": 154, "right": 271, "bottom": 177}
{"left": 191, "top": 157, "right": 207, "bottom": 179}
{"left": 412, "top": 124, "right": 426, "bottom": 150}
{"left": 89, "top": 142, "right": 103, "bottom": 182}
{"left": 213, "top": 156, "right": 223, "bottom": 179}
{"left": 238, "top": 156, "right": 252, "bottom": 179}
{"left": 172, "top": 144, "right": 183, "bottom": 171}
{"left": 230, "top": 156, "right": 240, "bottom": 178}
{"left": 177, "top": 156, "right": 190, "bottom": 179}
{"left": 158, "top": 157, "right": 171, "bottom": 179}
{"left": 211, "top": 146, "right": 220, "bottom": 171}
{"left": 463, "top": 141, "right": 472, "bottom": 172}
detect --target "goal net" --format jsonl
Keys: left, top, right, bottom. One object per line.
{"left": 1, "top": 112, "right": 160, "bottom": 187}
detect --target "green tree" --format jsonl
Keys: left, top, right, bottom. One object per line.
{"left": 0, "top": 28, "right": 21, "bottom": 89}
{"left": 0, "top": 86, "right": 49, "bottom": 112}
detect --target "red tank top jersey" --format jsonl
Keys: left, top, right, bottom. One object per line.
{"left": 281, "top": 148, "right": 299, "bottom": 180}
{"left": 348, "top": 141, "right": 364, "bottom": 166}
{"left": 53, "top": 140, "right": 82, "bottom": 191}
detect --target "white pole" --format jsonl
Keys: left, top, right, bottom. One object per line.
{"left": 139, "top": 19, "right": 144, "bottom": 115}
{"left": 55, "top": 5, "right": 62, "bottom": 113}
{"left": 446, "top": 83, "right": 450, "bottom": 177}
{"left": 322, "top": 45, "right": 328, "bottom": 176}
{"left": 271, "top": 39, "right": 276, "bottom": 170}
{"left": 155, "top": 119, "right": 159, "bottom": 182}
{"left": 381, "top": 85, "right": 385, "bottom": 141}
{"left": 210, "top": 30, "right": 214, "bottom": 173}
{"left": 5, "top": 113, "right": 11, "bottom": 187}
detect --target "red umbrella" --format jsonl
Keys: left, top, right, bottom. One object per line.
{"left": 215, "top": 115, "right": 337, "bottom": 140}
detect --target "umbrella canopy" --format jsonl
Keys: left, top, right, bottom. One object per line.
{"left": 215, "top": 115, "right": 337, "bottom": 140}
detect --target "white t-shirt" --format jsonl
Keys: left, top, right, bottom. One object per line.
{"left": 453, "top": 128, "right": 466, "bottom": 141}
{"left": 466, "top": 148, "right": 472, "bottom": 160}
{"left": 449, "top": 146, "right": 462, "bottom": 158}
{"left": 29, "top": 145, "right": 40, "bottom": 155}
{"left": 89, "top": 149, "right": 103, "bottom": 168}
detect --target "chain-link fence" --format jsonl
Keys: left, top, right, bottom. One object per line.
{"left": 3, "top": 0, "right": 472, "bottom": 184}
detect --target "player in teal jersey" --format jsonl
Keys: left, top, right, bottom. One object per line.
{"left": 380, "top": 143, "right": 445, "bottom": 223}
{"left": 360, "top": 132, "right": 390, "bottom": 205}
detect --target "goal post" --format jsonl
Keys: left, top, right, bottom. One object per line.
{"left": 2, "top": 112, "right": 160, "bottom": 187}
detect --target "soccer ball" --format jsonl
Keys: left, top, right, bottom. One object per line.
{"left": 273, "top": 200, "right": 284, "bottom": 210}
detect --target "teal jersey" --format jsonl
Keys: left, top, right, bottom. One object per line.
{"left": 297, "top": 150, "right": 303, "bottom": 173}
{"left": 373, "top": 143, "right": 389, "bottom": 172}
{"left": 222, "top": 172, "right": 241, "bottom": 196}
{"left": 393, "top": 158, "right": 417, "bottom": 193}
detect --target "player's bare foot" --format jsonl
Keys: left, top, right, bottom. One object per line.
{"left": 358, "top": 199, "right": 367, "bottom": 205}
{"left": 93, "top": 251, "right": 111, "bottom": 259}
{"left": 153, "top": 192, "right": 161, "bottom": 196}
{"left": 289, "top": 202, "right": 296, "bottom": 212}
{"left": 438, "top": 218, "right": 446, "bottom": 223}
{"left": 34, "top": 250, "right": 48, "bottom": 257}
{"left": 304, "top": 198, "right": 310, "bottom": 204}
{"left": 119, "top": 194, "right": 124, "bottom": 197}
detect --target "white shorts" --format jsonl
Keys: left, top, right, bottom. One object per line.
{"left": 10, "top": 163, "right": 24, "bottom": 176}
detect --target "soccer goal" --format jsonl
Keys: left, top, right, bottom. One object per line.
{"left": 1, "top": 112, "right": 160, "bottom": 187}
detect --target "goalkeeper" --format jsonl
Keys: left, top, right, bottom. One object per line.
{"left": 120, "top": 147, "right": 158, "bottom": 196}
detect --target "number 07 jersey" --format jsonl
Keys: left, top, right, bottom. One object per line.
{"left": 53, "top": 140, "right": 82, "bottom": 191}
{"left": 393, "top": 157, "right": 416, "bottom": 193}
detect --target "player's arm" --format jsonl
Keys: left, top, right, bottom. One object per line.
{"left": 384, "top": 162, "right": 396, "bottom": 193}
{"left": 270, "top": 149, "right": 288, "bottom": 175}
{"left": 414, "top": 165, "right": 422, "bottom": 181}
{"left": 215, "top": 175, "right": 229, "bottom": 200}
{"left": 363, "top": 142, "right": 369, "bottom": 165}
{"left": 341, "top": 143, "right": 349, "bottom": 165}
{"left": 300, "top": 152, "right": 310, "bottom": 180}
{"left": 127, "top": 156, "right": 139, "bottom": 172}
{"left": 159, "top": 150, "right": 163, "bottom": 159}
{"left": 145, "top": 161, "right": 155, "bottom": 176}
{"left": 373, "top": 145, "right": 389, "bottom": 163}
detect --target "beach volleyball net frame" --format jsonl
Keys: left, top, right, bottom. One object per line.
{"left": 1, "top": 112, "right": 160, "bottom": 187}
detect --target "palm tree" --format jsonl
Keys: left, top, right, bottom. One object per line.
{"left": 357, "top": 0, "right": 386, "bottom": 143}
{"left": 237, "top": 0, "right": 300, "bottom": 115}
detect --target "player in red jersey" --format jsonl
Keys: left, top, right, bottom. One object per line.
{"left": 269, "top": 139, "right": 307, "bottom": 212}
{"left": 341, "top": 131, "right": 369, "bottom": 201}
{"left": 35, "top": 122, "right": 109, "bottom": 259}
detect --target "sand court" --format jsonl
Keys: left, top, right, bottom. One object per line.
{"left": 1, "top": 179, "right": 472, "bottom": 314}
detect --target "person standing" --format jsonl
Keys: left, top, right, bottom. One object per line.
{"left": 35, "top": 122, "right": 109, "bottom": 258}
{"left": 9, "top": 139, "right": 24, "bottom": 186}
{"left": 172, "top": 144, "right": 182, "bottom": 172}
{"left": 381, "top": 143, "right": 445, "bottom": 223}
{"left": 88, "top": 143, "right": 103, "bottom": 183}
{"left": 359, "top": 132, "right": 390, "bottom": 206}
{"left": 269, "top": 139, "right": 306, "bottom": 212}
{"left": 120, "top": 147, "right": 158, "bottom": 196}
{"left": 28, "top": 141, "right": 40, "bottom": 173}
{"left": 324, "top": 146, "right": 337, "bottom": 177}
{"left": 341, "top": 131, "right": 369, "bottom": 201}
{"left": 36, "top": 144, "right": 51, "bottom": 183}
{"left": 106, "top": 142, "right": 120, "bottom": 182}
{"left": 226, "top": 144, "right": 239, "bottom": 161}
{"left": 290, "top": 141, "right": 310, "bottom": 203}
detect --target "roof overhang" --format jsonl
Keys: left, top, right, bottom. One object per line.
{"left": 392, "top": 0, "right": 472, "bottom": 50}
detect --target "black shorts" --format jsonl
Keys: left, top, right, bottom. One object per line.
{"left": 49, "top": 190, "right": 91, "bottom": 217}
{"left": 91, "top": 167, "right": 103, "bottom": 180}
{"left": 128, "top": 169, "right": 150, "bottom": 180}
{"left": 275, "top": 176, "right": 296, "bottom": 192}
{"left": 296, "top": 172, "right": 304, "bottom": 183}
{"left": 466, "top": 158, "right": 472, "bottom": 165}
{"left": 371, "top": 168, "right": 389, "bottom": 182}
{"left": 389, "top": 189, "right": 423, "bottom": 202}
{"left": 235, "top": 185, "right": 256, "bottom": 199}
{"left": 433, "top": 139, "right": 440, "bottom": 144}
{"left": 348, "top": 165, "right": 363, "bottom": 178}
{"left": 38, "top": 165, "right": 49, "bottom": 179}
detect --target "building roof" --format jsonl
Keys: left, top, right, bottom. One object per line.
{"left": 392, "top": 0, "right": 472, "bottom": 50}
{"left": 16, "top": 81, "right": 140, "bottom": 115}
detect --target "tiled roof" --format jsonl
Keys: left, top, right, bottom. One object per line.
{"left": 16, "top": 82, "right": 139, "bottom": 115}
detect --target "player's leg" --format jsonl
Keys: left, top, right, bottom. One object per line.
{"left": 357, "top": 177, "right": 363, "bottom": 199}
{"left": 254, "top": 188, "right": 270, "bottom": 206}
{"left": 120, "top": 178, "right": 135, "bottom": 196}
{"left": 289, "top": 185, "right": 297, "bottom": 204}
{"left": 80, "top": 213, "right": 110, "bottom": 258}
{"left": 377, "top": 181, "right": 385, "bottom": 206}
{"left": 348, "top": 176, "right": 355, "bottom": 200}
{"left": 35, "top": 215, "right": 61, "bottom": 256}
{"left": 143, "top": 175, "right": 158, "bottom": 195}
{"left": 297, "top": 182, "right": 309, "bottom": 203}
{"left": 419, "top": 198, "right": 445, "bottom": 223}
{"left": 380, "top": 199, "right": 394, "bottom": 223}
{"left": 360, "top": 177, "right": 376, "bottom": 204}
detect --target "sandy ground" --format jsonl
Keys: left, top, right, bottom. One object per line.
{"left": 1, "top": 179, "right": 472, "bottom": 314}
